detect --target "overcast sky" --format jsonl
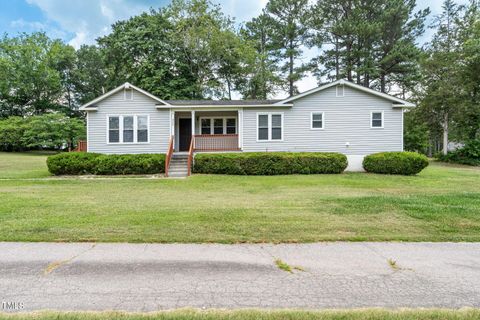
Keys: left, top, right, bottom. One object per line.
{"left": 0, "top": 0, "right": 469, "bottom": 95}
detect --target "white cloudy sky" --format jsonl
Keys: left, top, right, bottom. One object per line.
{"left": 0, "top": 0, "right": 469, "bottom": 96}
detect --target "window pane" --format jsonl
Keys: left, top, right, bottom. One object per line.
{"left": 226, "top": 118, "right": 236, "bottom": 134}
{"left": 214, "top": 119, "right": 223, "bottom": 134}
{"left": 137, "top": 130, "right": 148, "bottom": 142}
{"left": 109, "top": 117, "right": 119, "bottom": 130}
{"left": 312, "top": 120, "right": 323, "bottom": 128}
{"left": 372, "top": 112, "right": 382, "bottom": 120}
{"left": 201, "top": 119, "right": 211, "bottom": 134}
{"left": 272, "top": 114, "right": 282, "bottom": 127}
{"left": 123, "top": 130, "right": 134, "bottom": 142}
{"left": 124, "top": 116, "right": 134, "bottom": 129}
{"left": 258, "top": 128, "right": 268, "bottom": 140}
{"left": 258, "top": 114, "right": 268, "bottom": 127}
{"left": 109, "top": 130, "right": 119, "bottom": 143}
{"left": 137, "top": 116, "right": 148, "bottom": 130}
{"left": 272, "top": 128, "right": 282, "bottom": 140}
{"left": 312, "top": 113, "right": 322, "bottom": 121}
{"left": 372, "top": 119, "right": 382, "bottom": 127}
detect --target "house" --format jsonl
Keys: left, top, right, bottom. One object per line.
{"left": 79, "top": 79, "right": 414, "bottom": 175}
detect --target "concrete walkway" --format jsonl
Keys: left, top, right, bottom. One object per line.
{"left": 1, "top": 242, "right": 480, "bottom": 311}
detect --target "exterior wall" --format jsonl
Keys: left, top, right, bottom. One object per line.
{"left": 242, "top": 85, "right": 404, "bottom": 170}
{"left": 87, "top": 89, "right": 170, "bottom": 154}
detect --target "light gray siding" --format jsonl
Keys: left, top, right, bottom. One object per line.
{"left": 242, "top": 85, "right": 403, "bottom": 155}
{"left": 87, "top": 89, "right": 170, "bottom": 154}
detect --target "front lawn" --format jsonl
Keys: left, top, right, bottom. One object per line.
{"left": 0, "top": 152, "right": 479, "bottom": 242}
{"left": 1, "top": 309, "right": 479, "bottom": 320}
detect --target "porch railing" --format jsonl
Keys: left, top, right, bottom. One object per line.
{"left": 73, "top": 140, "right": 87, "bottom": 152}
{"left": 165, "top": 135, "right": 174, "bottom": 177}
{"left": 194, "top": 134, "right": 240, "bottom": 151}
{"left": 187, "top": 136, "right": 195, "bottom": 176}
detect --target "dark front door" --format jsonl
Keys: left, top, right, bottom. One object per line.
{"left": 179, "top": 118, "right": 192, "bottom": 151}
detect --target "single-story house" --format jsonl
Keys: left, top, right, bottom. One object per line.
{"left": 79, "top": 79, "right": 414, "bottom": 175}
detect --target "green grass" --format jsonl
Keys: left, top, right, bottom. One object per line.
{"left": 1, "top": 152, "right": 480, "bottom": 243}
{"left": 1, "top": 309, "right": 480, "bottom": 320}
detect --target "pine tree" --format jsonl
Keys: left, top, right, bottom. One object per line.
{"left": 265, "top": 0, "right": 312, "bottom": 96}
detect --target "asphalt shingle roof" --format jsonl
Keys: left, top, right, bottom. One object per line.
{"left": 165, "top": 100, "right": 281, "bottom": 106}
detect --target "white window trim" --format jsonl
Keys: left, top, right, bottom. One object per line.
{"left": 199, "top": 116, "right": 237, "bottom": 135}
{"left": 106, "top": 114, "right": 150, "bottom": 144}
{"left": 256, "top": 112, "right": 284, "bottom": 142}
{"left": 310, "top": 112, "right": 325, "bottom": 130}
{"left": 370, "top": 111, "right": 384, "bottom": 129}
{"left": 336, "top": 84, "right": 344, "bottom": 97}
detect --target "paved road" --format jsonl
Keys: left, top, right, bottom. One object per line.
{"left": 1, "top": 242, "right": 480, "bottom": 311}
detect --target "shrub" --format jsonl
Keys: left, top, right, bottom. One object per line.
{"left": 363, "top": 151, "right": 429, "bottom": 175}
{"left": 47, "top": 152, "right": 101, "bottom": 175}
{"left": 193, "top": 152, "right": 347, "bottom": 175}
{"left": 47, "top": 153, "right": 165, "bottom": 175}
{"left": 437, "top": 140, "right": 480, "bottom": 166}
{"left": 95, "top": 154, "right": 165, "bottom": 175}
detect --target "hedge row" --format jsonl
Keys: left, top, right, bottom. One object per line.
{"left": 437, "top": 140, "right": 480, "bottom": 166}
{"left": 193, "top": 152, "right": 348, "bottom": 175}
{"left": 47, "top": 152, "right": 165, "bottom": 175}
{"left": 363, "top": 151, "right": 429, "bottom": 175}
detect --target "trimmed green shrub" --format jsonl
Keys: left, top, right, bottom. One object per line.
{"left": 437, "top": 140, "right": 480, "bottom": 166}
{"left": 47, "top": 153, "right": 165, "bottom": 175}
{"left": 47, "top": 152, "right": 101, "bottom": 175}
{"left": 193, "top": 152, "right": 348, "bottom": 175}
{"left": 95, "top": 154, "right": 165, "bottom": 175}
{"left": 363, "top": 151, "right": 429, "bottom": 175}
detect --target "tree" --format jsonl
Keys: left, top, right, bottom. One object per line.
{"left": 238, "top": 14, "right": 283, "bottom": 99}
{"left": 22, "top": 114, "right": 85, "bottom": 150}
{"left": 418, "top": 0, "right": 464, "bottom": 155}
{"left": 0, "top": 32, "right": 75, "bottom": 117}
{"left": 309, "top": 0, "right": 428, "bottom": 93}
{"left": 265, "top": 0, "right": 311, "bottom": 96}
{"left": 70, "top": 45, "right": 109, "bottom": 106}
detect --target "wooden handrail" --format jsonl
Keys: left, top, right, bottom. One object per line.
{"left": 187, "top": 135, "right": 195, "bottom": 176}
{"left": 165, "top": 135, "right": 174, "bottom": 177}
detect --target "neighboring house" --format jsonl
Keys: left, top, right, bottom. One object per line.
{"left": 79, "top": 79, "right": 414, "bottom": 173}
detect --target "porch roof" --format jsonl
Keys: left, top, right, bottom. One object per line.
{"left": 157, "top": 99, "right": 292, "bottom": 109}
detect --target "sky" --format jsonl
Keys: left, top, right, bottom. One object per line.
{"left": 0, "top": 0, "right": 469, "bottom": 96}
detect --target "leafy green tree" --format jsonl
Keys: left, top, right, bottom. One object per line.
{"left": 21, "top": 114, "right": 85, "bottom": 150}
{"left": 0, "top": 32, "right": 75, "bottom": 117}
{"left": 70, "top": 45, "right": 109, "bottom": 106}
{"left": 0, "top": 117, "right": 29, "bottom": 151}
{"left": 417, "top": 0, "right": 464, "bottom": 155}
{"left": 265, "top": 0, "right": 312, "bottom": 96}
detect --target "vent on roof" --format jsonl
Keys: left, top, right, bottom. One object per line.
{"left": 124, "top": 88, "right": 133, "bottom": 100}
{"left": 336, "top": 84, "right": 344, "bottom": 97}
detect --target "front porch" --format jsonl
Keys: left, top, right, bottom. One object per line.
{"left": 172, "top": 110, "right": 243, "bottom": 152}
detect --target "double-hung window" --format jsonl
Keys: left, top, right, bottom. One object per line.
{"left": 311, "top": 112, "right": 324, "bottom": 129}
{"left": 200, "top": 118, "right": 237, "bottom": 135}
{"left": 108, "top": 115, "right": 149, "bottom": 143}
{"left": 371, "top": 111, "right": 383, "bottom": 128}
{"left": 257, "top": 113, "right": 283, "bottom": 141}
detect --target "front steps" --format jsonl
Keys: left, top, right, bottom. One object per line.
{"left": 167, "top": 153, "right": 189, "bottom": 177}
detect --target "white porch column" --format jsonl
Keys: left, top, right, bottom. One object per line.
{"left": 191, "top": 110, "right": 196, "bottom": 140}
{"left": 170, "top": 110, "right": 175, "bottom": 150}
{"left": 238, "top": 108, "right": 243, "bottom": 149}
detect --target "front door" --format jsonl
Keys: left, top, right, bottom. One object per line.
{"left": 179, "top": 118, "right": 192, "bottom": 151}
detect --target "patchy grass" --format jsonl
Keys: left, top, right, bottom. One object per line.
{"left": 274, "top": 259, "right": 292, "bottom": 273}
{"left": 0, "top": 152, "right": 480, "bottom": 243}
{"left": 1, "top": 309, "right": 480, "bottom": 320}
